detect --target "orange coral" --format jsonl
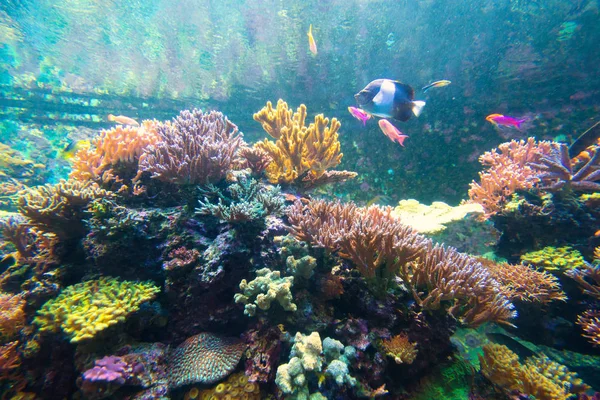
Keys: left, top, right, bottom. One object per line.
{"left": 468, "top": 138, "right": 554, "bottom": 217}
{"left": 479, "top": 343, "right": 588, "bottom": 400}
{"left": 380, "top": 334, "right": 418, "bottom": 364}
{"left": 0, "top": 293, "right": 25, "bottom": 343}
{"left": 254, "top": 99, "right": 356, "bottom": 190}
{"left": 477, "top": 258, "right": 566, "bottom": 304}
{"left": 0, "top": 341, "right": 22, "bottom": 384}
{"left": 577, "top": 310, "right": 600, "bottom": 346}
{"left": 70, "top": 120, "right": 160, "bottom": 189}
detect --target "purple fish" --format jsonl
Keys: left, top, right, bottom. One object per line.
{"left": 348, "top": 106, "right": 371, "bottom": 126}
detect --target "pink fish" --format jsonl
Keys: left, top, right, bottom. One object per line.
{"left": 348, "top": 107, "right": 371, "bottom": 126}
{"left": 485, "top": 114, "right": 526, "bottom": 129}
{"left": 378, "top": 119, "right": 408, "bottom": 146}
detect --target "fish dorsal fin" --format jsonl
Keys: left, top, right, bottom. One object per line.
{"left": 393, "top": 81, "right": 414, "bottom": 100}
{"left": 372, "top": 79, "right": 396, "bottom": 106}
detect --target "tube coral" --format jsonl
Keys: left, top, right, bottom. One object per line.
{"left": 139, "top": 109, "right": 243, "bottom": 185}
{"left": 253, "top": 99, "right": 356, "bottom": 190}
{"left": 468, "top": 138, "right": 554, "bottom": 217}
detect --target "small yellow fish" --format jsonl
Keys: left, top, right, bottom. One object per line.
{"left": 307, "top": 24, "right": 318, "bottom": 55}
{"left": 60, "top": 140, "right": 90, "bottom": 161}
{"left": 108, "top": 114, "right": 139, "bottom": 126}
{"left": 422, "top": 80, "right": 451, "bottom": 92}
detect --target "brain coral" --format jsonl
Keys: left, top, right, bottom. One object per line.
{"left": 168, "top": 332, "right": 247, "bottom": 389}
{"left": 33, "top": 277, "right": 160, "bottom": 342}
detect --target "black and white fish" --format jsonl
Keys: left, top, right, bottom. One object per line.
{"left": 354, "top": 79, "right": 426, "bottom": 122}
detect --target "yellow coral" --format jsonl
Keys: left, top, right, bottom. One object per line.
{"left": 0, "top": 143, "right": 45, "bottom": 185}
{"left": 253, "top": 99, "right": 356, "bottom": 190}
{"left": 33, "top": 277, "right": 160, "bottom": 342}
{"left": 380, "top": 333, "right": 418, "bottom": 364}
{"left": 479, "top": 344, "right": 588, "bottom": 400}
{"left": 391, "top": 199, "right": 484, "bottom": 234}
{"left": 520, "top": 246, "right": 586, "bottom": 272}
{"left": 186, "top": 372, "right": 260, "bottom": 400}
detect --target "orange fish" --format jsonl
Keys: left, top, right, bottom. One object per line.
{"left": 378, "top": 119, "right": 408, "bottom": 146}
{"left": 307, "top": 24, "right": 317, "bottom": 55}
{"left": 108, "top": 114, "right": 139, "bottom": 127}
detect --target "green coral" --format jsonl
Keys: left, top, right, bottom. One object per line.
{"left": 411, "top": 357, "right": 474, "bottom": 400}
{"left": 520, "top": 246, "right": 586, "bottom": 272}
{"left": 233, "top": 268, "right": 296, "bottom": 317}
{"left": 34, "top": 277, "right": 160, "bottom": 342}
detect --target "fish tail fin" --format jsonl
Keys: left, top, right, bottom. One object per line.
{"left": 516, "top": 118, "right": 527, "bottom": 129}
{"left": 412, "top": 101, "right": 426, "bottom": 117}
{"left": 421, "top": 85, "right": 431, "bottom": 93}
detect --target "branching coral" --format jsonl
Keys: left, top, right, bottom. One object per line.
{"left": 70, "top": 121, "right": 160, "bottom": 183}
{"left": 529, "top": 143, "right": 600, "bottom": 192}
{"left": 253, "top": 99, "right": 356, "bottom": 190}
{"left": 196, "top": 175, "right": 284, "bottom": 224}
{"left": 479, "top": 343, "right": 588, "bottom": 400}
{"left": 521, "top": 246, "right": 586, "bottom": 272}
{"left": 287, "top": 199, "right": 516, "bottom": 326}
{"left": 577, "top": 310, "right": 600, "bottom": 347}
{"left": 380, "top": 333, "right": 418, "bottom": 364}
{"left": 468, "top": 138, "right": 554, "bottom": 217}
{"left": 0, "top": 292, "right": 25, "bottom": 343}
{"left": 0, "top": 215, "right": 58, "bottom": 267}
{"left": 139, "top": 109, "right": 243, "bottom": 185}
{"left": 33, "top": 277, "right": 160, "bottom": 342}
{"left": 567, "top": 261, "right": 600, "bottom": 346}
{"left": 18, "top": 179, "right": 113, "bottom": 238}
{"left": 477, "top": 257, "right": 566, "bottom": 304}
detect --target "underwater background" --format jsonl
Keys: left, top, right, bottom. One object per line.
{"left": 0, "top": 0, "right": 600, "bottom": 399}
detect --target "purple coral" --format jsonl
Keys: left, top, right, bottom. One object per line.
{"left": 530, "top": 143, "right": 600, "bottom": 192}
{"left": 82, "top": 356, "right": 129, "bottom": 385}
{"left": 139, "top": 109, "right": 244, "bottom": 185}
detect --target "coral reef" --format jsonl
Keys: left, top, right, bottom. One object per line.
{"left": 0, "top": 143, "right": 46, "bottom": 186}
{"left": 521, "top": 246, "right": 586, "bottom": 272}
{"left": 253, "top": 99, "right": 356, "bottom": 190}
{"left": 18, "top": 179, "right": 113, "bottom": 239}
{"left": 288, "top": 199, "right": 516, "bottom": 326}
{"left": 477, "top": 257, "right": 567, "bottom": 304}
{"left": 34, "top": 277, "right": 160, "bottom": 342}
{"left": 234, "top": 267, "right": 297, "bottom": 317}
{"left": 479, "top": 343, "right": 588, "bottom": 400}
{"left": 275, "top": 332, "right": 357, "bottom": 398}
{"left": 379, "top": 333, "right": 418, "bottom": 364}
{"left": 391, "top": 199, "right": 485, "bottom": 234}
{"left": 167, "top": 332, "right": 246, "bottom": 389}
{"left": 185, "top": 372, "right": 261, "bottom": 400}
{"left": 0, "top": 292, "right": 25, "bottom": 343}
{"left": 468, "top": 138, "right": 553, "bottom": 216}
{"left": 139, "top": 109, "right": 243, "bottom": 185}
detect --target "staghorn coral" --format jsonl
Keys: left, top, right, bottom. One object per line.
{"left": 577, "top": 310, "right": 600, "bottom": 347}
{"left": 254, "top": 99, "right": 356, "bottom": 190}
{"left": 0, "top": 179, "right": 27, "bottom": 211}
{"left": 187, "top": 372, "right": 261, "bottom": 400}
{"left": 139, "top": 109, "right": 243, "bottom": 185}
{"left": 477, "top": 257, "right": 566, "bottom": 304}
{"left": 196, "top": 175, "right": 284, "bottom": 224}
{"left": 237, "top": 146, "right": 272, "bottom": 176}
{"left": 530, "top": 143, "right": 600, "bottom": 192}
{"left": 167, "top": 332, "right": 246, "bottom": 389}
{"left": 380, "top": 333, "right": 418, "bottom": 364}
{"left": 479, "top": 343, "right": 588, "bottom": 400}
{"left": 18, "top": 179, "right": 113, "bottom": 238}
{"left": 234, "top": 267, "right": 297, "bottom": 317}
{"left": 33, "top": 277, "right": 160, "bottom": 342}
{"left": 468, "top": 138, "right": 554, "bottom": 217}
{"left": 0, "top": 214, "right": 58, "bottom": 267}
{"left": 287, "top": 199, "right": 516, "bottom": 326}
{"left": 0, "top": 292, "right": 26, "bottom": 343}
{"left": 520, "top": 246, "right": 586, "bottom": 272}
{"left": 70, "top": 120, "right": 160, "bottom": 184}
